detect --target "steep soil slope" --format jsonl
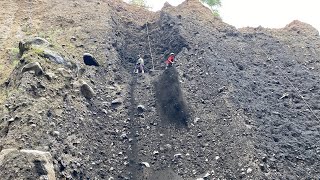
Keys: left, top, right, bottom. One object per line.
{"left": 0, "top": 0, "right": 320, "bottom": 179}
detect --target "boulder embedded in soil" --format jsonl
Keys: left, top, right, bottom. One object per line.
{"left": 19, "top": 37, "right": 50, "bottom": 56}
{"left": 21, "top": 62, "right": 44, "bottom": 75}
{"left": 112, "top": 98, "right": 123, "bottom": 105}
{"left": 83, "top": 53, "right": 100, "bottom": 66}
{"left": 80, "top": 81, "right": 95, "bottom": 99}
{"left": 0, "top": 149, "right": 56, "bottom": 180}
{"left": 28, "top": 37, "right": 50, "bottom": 47}
{"left": 43, "top": 49, "right": 66, "bottom": 64}
{"left": 137, "top": 104, "right": 145, "bottom": 112}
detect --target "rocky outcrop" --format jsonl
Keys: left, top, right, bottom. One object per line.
{"left": 43, "top": 49, "right": 66, "bottom": 64}
{"left": 0, "top": 149, "right": 55, "bottom": 180}
{"left": 28, "top": 37, "right": 50, "bottom": 46}
{"left": 18, "top": 37, "right": 50, "bottom": 56}
{"left": 19, "top": 41, "right": 30, "bottom": 56}
{"left": 21, "top": 62, "right": 44, "bottom": 75}
{"left": 19, "top": 37, "right": 67, "bottom": 65}
{"left": 80, "top": 80, "right": 95, "bottom": 99}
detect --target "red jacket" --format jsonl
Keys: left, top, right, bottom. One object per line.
{"left": 165, "top": 55, "right": 174, "bottom": 64}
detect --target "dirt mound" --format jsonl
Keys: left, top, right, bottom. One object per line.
{"left": 285, "top": 20, "right": 319, "bottom": 36}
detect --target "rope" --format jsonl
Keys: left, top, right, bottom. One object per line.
{"left": 260, "top": 47, "right": 320, "bottom": 122}
{"left": 145, "top": 21, "right": 155, "bottom": 70}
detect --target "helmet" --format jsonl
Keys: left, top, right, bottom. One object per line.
{"left": 170, "top": 53, "right": 174, "bottom": 55}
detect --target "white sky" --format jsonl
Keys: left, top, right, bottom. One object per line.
{"left": 126, "top": 0, "right": 320, "bottom": 31}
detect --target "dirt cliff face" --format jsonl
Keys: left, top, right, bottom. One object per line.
{"left": 1, "top": 0, "right": 320, "bottom": 179}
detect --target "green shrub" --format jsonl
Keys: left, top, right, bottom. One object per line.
{"left": 200, "top": 0, "right": 221, "bottom": 16}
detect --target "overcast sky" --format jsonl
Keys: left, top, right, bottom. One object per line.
{"left": 126, "top": 0, "right": 320, "bottom": 31}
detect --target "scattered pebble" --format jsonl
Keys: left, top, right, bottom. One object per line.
{"left": 247, "top": 168, "right": 253, "bottom": 174}
{"left": 52, "top": 131, "right": 60, "bottom": 136}
{"left": 120, "top": 133, "right": 128, "bottom": 140}
{"left": 140, "top": 162, "right": 150, "bottom": 167}
{"left": 280, "top": 92, "right": 289, "bottom": 99}
{"left": 137, "top": 105, "right": 145, "bottom": 112}
{"left": 174, "top": 153, "right": 182, "bottom": 158}
{"left": 203, "top": 172, "right": 210, "bottom": 178}
{"left": 102, "top": 109, "right": 108, "bottom": 114}
{"left": 153, "top": 151, "right": 159, "bottom": 155}
{"left": 164, "top": 144, "right": 172, "bottom": 150}
{"left": 111, "top": 98, "right": 123, "bottom": 105}
{"left": 8, "top": 118, "right": 15, "bottom": 122}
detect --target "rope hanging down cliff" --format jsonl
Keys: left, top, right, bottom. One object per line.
{"left": 145, "top": 21, "right": 155, "bottom": 70}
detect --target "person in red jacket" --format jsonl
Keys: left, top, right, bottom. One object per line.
{"left": 165, "top": 52, "right": 175, "bottom": 69}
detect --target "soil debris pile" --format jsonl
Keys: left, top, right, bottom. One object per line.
{"left": 155, "top": 67, "right": 189, "bottom": 127}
